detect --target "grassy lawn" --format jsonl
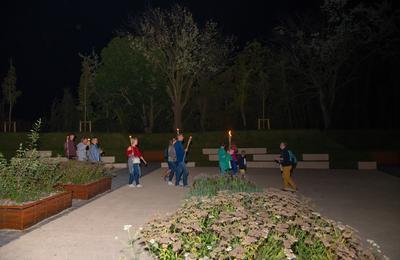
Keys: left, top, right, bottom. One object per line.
{"left": 0, "top": 130, "right": 398, "bottom": 168}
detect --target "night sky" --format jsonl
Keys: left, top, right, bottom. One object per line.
{"left": 0, "top": 0, "right": 320, "bottom": 120}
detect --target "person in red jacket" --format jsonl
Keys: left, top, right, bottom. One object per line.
{"left": 126, "top": 137, "right": 147, "bottom": 188}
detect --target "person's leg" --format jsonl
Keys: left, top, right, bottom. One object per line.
{"left": 175, "top": 163, "right": 182, "bottom": 186}
{"left": 287, "top": 166, "right": 297, "bottom": 190}
{"left": 232, "top": 161, "right": 238, "bottom": 176}
{"left": 128, "top": 160, "right": 134, "bottom": 185}
{"left": 168, "top": 161, "right": 176, "bottom": 182}
{"left": 133, "top": 164, "right": 140, "bottom": 185}
{"left": 182, "top": 163, "right": 189, "bottom": 186}
{"left": 283, "top": 166, "right": 296, "bottom": 190}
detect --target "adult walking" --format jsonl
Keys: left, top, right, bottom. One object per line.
{"left": 88, "top": 137, "right": 102, "bottom": 162}
{"left": 174, "top": 133, "right": 189, "bottom": 187}
{"left": 76, "top": 137, "right": 89, "bottom": 161}
{"left": 64, "top": 133, "right": 76, "bottom": 160}
{"left": 167, "top": 138, "right": 177, "bottom": 186}
{"left": 126, "top": 137, "right": 147, "bottom": 188}
{"left": 277, "top": 142, "right": 297, "bottom": 191}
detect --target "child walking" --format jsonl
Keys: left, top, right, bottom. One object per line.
{"left": 238, "top": 150, "right": 247, "bottom": 178}
{"left": 126, "top": 137, "right": 147, "bottom": 188}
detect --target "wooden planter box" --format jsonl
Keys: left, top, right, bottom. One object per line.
{"left": 61, "top": 177, "right": 112, "bottom": 200}
{"left": 0, "top": 191, "right": 72, "bottom": 230}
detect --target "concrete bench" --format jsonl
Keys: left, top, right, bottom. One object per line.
{"left": 296, "top": 161, "right": 330, "bottom": 169}
{"left": 202, "top": 148, "right": 267, "bottom": 155}
{"left": 40, "top": 157, "right": 68, "bottom": 164}
{"left": 161, "top": 162, "right": 196, "bottom": 168}
{"left": 104, "top": 163, "right": 127, "bottom": 169}
{"left": 358, "top": 161, "right": 377, "bottom": 170}
{"left": 253, "top": 154, "right": 281, "bottom": 161}
{"left": 247, "top": 161, "right": 279, "bottom": 168}
{"left": 101, "top": 156, "right": 115, "bottom": 163}
{"left": 26, "top": 150, "right": 52, "bottom": 158}
{"left": 247, "top": 161, "right": 329, "bottom": 169}
{"left": 302, "top": 154, "right": 329, "bottom": 161}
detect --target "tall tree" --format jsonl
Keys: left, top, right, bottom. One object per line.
{"left": 1, "top": 59, "right": 21, "bottom": 131}
{"left": 131, "top": 5, "right": 231, "bottom": 129}
{"left": 78, "top": 51, "right": 98, "bottom": 131}
{"left": 222, "top": 41, "right": 266, "bottom": 128}
{"left": 94, "top": 36, "right": 166, "bottom": 132}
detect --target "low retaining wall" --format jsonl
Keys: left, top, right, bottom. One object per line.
{"left": 60, "top": 177, "right": 112, "bottom": 200}
{"left": 0, "top": 191, "right": 72, "bottom": 230}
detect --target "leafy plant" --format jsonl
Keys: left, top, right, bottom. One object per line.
{"left": 137, "top": 187, "right": 378, "bottom": 259}
{"left": 188, "top": 176, "right": 261, "bottom": 198}
{"left": 58, "top": 160, "right": 109, "bottom": 185}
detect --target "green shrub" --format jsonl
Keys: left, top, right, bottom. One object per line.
{"left": 188, "top": 176, "right": 261, "bottom": 198}
{"left": 137, "top": 189, "right": 378, "bottom": 259}
{"left": 0, "top": 152, "right": 63, "bottom": 204}
{"left": 57, "top": 160, "right": 110, "bottom": 185}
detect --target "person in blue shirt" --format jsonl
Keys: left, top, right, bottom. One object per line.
{"left": 76, "top": 137, "right": 89, "bottom": 161}
{"left": 174, "top": 133, "right": 189, "bottom": 187}
{"left": 88, "top": 137, "right": 102, "bottom": 162}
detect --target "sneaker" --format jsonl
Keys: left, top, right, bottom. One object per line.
{"left": 179, "top": 181, "right": 183, "bottom": 186}
{"left": 136, "top": 184, "right": 143, "bottom": 188}
{"left": 128, "top": 184, "right": 135, "bottom": 188}
{"left": 168, "top": 181, "right": 173, "bottom": 186}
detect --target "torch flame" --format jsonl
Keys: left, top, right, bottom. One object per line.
{"left": 228, "top": 130, "right": 232, "bottom": 137}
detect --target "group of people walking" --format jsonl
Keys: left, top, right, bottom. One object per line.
{"left": 125, "top": 133, "right": 191, "bottom": 188}
{"left": 163, "top": 133, "right": 190, "bottom": 187}
{"left": 217, "top": 141, "right": 298, "bottom": 192}
{"left": 64, "top": 133, "right": 102, "bottom": 162}
{"left": 218, "top": 143, "right": 247, "bottom": 177}
{"left": 66, "top": 131, "right": 297, "bottom": 192}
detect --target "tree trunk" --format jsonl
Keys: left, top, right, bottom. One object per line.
{"left": 8, "top": 103, "right": 12, "bottom": 132}
{"left": 172, "top": 103, "right": 182, "bottom": 130}
{"left": 240, "top": 101, "right": 247, "bottom": 128}
{"left": 319, "top": 90, "right": 331, "bottom": 129}
{"left": 198, "top": 97, "right": 208, "bottom": 132}
{"left": 148, "top": 97, "right": 154, "bottom": 133}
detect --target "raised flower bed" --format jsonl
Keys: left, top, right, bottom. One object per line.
{"left": 57, "top": 161, "right": 112, "bottom": 200}
{"left": 0, "top": 191, "right": 72, "bottom": 230}
{"left": 60, "top": 176, "right": 112, "bottom": 200}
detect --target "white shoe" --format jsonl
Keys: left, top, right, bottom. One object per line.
{"left": 168, "top": 181, "right": 173, "bottom": 186}
{"left": 128, "top": 184, "right": 135, "bottom": 188}
{"left": 136, "top": 184, "right": 143, "bottom": 188}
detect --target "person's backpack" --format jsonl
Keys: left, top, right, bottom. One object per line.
{"left": 288, "top": 150, "right": 297, "bottom": 166}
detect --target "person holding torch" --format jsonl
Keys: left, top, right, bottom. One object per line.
{"left": 174, "top": 133, "right": 192, "bottom": 187}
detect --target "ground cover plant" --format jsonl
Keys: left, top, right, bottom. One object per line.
{"left": 57, "top": 160, "right": 110, "bottom": 185}
{"left": 188, "top": 176, "right": 261, "bottom": 198}
{"left": 136, "top": 188, "right": 380, "bottom": 259}
{"left": 0, "top": 120, "right": 63, "bottom": 204}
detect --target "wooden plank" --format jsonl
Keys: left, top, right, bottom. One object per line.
{"left": 253, "top": 154, "right": 281, "bottom": 161}
{"left": 302, "top": 154, "right": 329, "bottom": 161}
{"left": 358, "top": 161, "right": 377, "bottom": 170}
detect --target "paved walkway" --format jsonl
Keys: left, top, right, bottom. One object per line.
{"left": 1, "top": 167, "right": 399, "bottom": 259}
